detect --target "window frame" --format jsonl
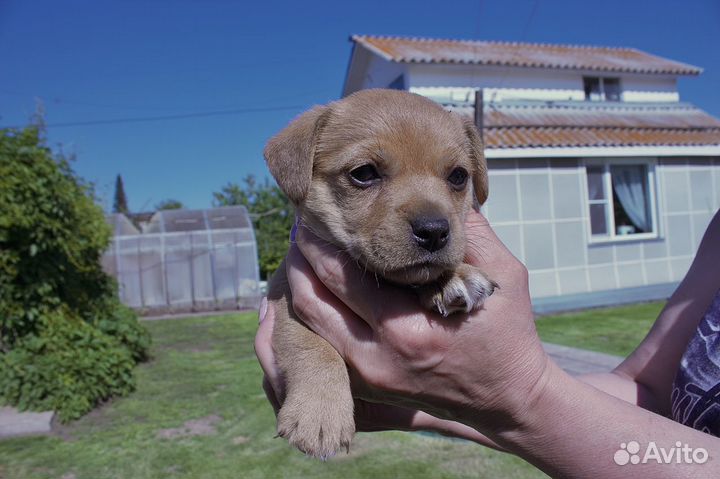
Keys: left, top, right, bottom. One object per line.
{"left": 583, "top": 76, "right": 622, "bottom": 102}
{"left": 582, "top": 158, "right": 660, "bottom": 244}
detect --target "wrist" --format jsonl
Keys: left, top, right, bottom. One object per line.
{"left": 483, "top": 358, "right": 575, "bottom": 452}
{"left": 463, "top": 344, "right": 559, "bottom": 439}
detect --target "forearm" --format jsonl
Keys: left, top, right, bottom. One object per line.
{"left": 430, "top": 370, "right": 658, "bottom": 456}
{"left": 578, "top": 370, "right": 663, "bottom": 413}
{"left": 412, "top": 411, "right": 505, "bottom": 451}
{"left": 487, "top": 361, "right": 718, "bottom": 478}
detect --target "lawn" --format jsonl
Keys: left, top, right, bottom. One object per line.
{"left": 0, "top": 313, "right": 544, "bottom": 479}
{"left": 535, "top": 301, "right": 665, "bottom": 357}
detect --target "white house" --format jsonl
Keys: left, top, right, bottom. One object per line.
{"left": 344, "top": 35, "right": 720, "bottom": 312}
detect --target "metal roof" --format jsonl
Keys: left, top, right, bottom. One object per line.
{"left": 352, "top": 35, "right": 702, "bottom": 76}
{"left": 447, "top": 101, "right": 720, "bottom": 149}
{"left": 145, "top": 206, "right": 253, "bottom": 234}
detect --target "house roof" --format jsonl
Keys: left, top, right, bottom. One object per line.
{"left": 352, "top": 35, "right": 702, "bottom": 76}
{"left": 447, "top": 101, "right": 720, "bottom": 149}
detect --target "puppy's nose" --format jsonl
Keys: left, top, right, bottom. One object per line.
{"left": 411, "top": 217, "right": 450, "bottom": 252}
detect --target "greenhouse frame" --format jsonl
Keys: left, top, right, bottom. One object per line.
{"left": 103, "top": 206, "right": 261, "bottom": 313}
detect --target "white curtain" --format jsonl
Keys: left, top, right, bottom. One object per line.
{"left": 612, "top": 165, "right": 649, "bottom": 232}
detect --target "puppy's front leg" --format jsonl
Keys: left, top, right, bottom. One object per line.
{"left": 418, "top": 264, "right": 496, "bottom": 317}
{"left": 270, "top": 267, "right": 355, "bottom": 459}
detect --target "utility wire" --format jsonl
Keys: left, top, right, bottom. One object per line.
{"left": 0, "top": 86, "right": 335, "bottom": 113}
{"left": 0, "top": 104, "right": 304, "bottom": 129}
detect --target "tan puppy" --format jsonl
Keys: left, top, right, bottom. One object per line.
{"left": 264, "top": 89, "right": 494, "bottom": 458}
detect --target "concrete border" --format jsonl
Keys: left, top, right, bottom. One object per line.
{"left": 0, "top": 407, "right": 54, "bottom": 438}
{"left": 533, "top": 282, "right": 676, "bottom": 315}
{"left": 543, "top": 342, "right": 623, "bottom": 375}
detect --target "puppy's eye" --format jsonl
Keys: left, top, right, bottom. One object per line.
{"left": 447, "top": 167, "right": 469, "bottom": 189}
{"left": 349, "top": 164, "right": 381, "bottom": 187}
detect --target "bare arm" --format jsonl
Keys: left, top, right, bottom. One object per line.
{"left": 499, "top": 359, "right": 719, "bottom": 478}
{"left": 575, "top": 210, "right": 720, "bottom": 415}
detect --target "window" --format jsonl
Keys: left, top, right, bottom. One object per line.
{"left": 584, "top": 77, "right": 621, "bottom": 101}
{"left": 585, "top": 160, "right": 658, "bottom": 241}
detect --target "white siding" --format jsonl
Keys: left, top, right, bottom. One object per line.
{"left": 402, "top": 64, "right": 680, "bottom": 103}
{"left": 343, "top": 47, "right": 407, "bottom": 95}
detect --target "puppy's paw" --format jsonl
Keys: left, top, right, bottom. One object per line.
{"left": 276, "top": 385, "right": 355, "bottom": 460}
{"left": 419, "top": 264, "right": 496, "bottom": 317}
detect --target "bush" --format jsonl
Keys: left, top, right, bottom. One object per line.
{"left": 93, "top": 300, "right": 152, "bottom": 362}
{"left": 0, "top": 124, "right": 150, "bottom": 420}
{"left": 0, "top": 309, "right": 136, "bottom": 422}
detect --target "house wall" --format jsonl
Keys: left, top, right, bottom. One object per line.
{"left": 343, "top": 46, "right": 408, "bottom": 96}
{"left": 345, "top": 52, "right": 681, "bottom": 103}
{"left": 405, "top": 64, "right": 679, "bottom": 103}
{"left": 482, "top": 157, "right": 720, "bottom": 302}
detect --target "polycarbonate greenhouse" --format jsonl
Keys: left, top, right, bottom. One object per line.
{"left": 102, "top": 206, "right": 260, "bottom": 313}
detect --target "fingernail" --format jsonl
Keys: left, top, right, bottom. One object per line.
{"left": 258, "top": 296, "right": 268, "bottom": 323}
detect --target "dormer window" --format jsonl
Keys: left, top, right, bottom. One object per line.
{"left": 584, "top": 77, "right": 621, "bottom": 102}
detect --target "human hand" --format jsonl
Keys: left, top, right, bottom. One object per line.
{"left": 254, "top": 295, "right": 503, "bottom": 447}
{"left": 285, "top": 210, "right": 551, "bottom": 436}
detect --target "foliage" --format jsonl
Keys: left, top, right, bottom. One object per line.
{"left": 155, "top": 198, "right": 184, "bottom": 210}
{"left": 213, "top": 175, "right": 294, "bottom": 279}
{"left": 92, "top": 299, "right": 152, "bottom": 362}
{"left": 0, "top": 309, "right": 136, "bottom": 422}
{"left": 0, "top": 124, "right": 150, "bottom": 421}
{"left": 113, "top": 174, "right": 129, "bottom": 214}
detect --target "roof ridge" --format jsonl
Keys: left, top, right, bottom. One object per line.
{"left": 354, "top": 34, "right": 637, "bottom": 52}
{"left": 350, "top": 34, "right": 703, "bottom": 75}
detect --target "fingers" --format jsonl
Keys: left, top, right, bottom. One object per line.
{"left": 294, "top": 224, "right": 419, "bottom": 325}
{"left": 285, "top": 241, "right": 375, "bottom": 360}
{"left": 262, "top": 376, "right": 281, "bottom": 414}
{"left": 253, "top": 298, "right": 284, "bottom": 401}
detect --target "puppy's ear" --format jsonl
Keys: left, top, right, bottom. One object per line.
{"left": 264, "top": 106, "right": 329, "bottom": 204}
{"left": 461, "top": 117, "right": 489, "bottom": 205}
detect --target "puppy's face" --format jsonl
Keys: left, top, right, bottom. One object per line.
{"left": 265, "top": 89, "right": 487, "bottom": 285}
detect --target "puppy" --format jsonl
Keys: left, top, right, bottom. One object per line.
{"left": 264, "top": 89, "right": 494, "bottom": 458}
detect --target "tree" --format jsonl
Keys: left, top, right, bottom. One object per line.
{"left": 155, "top": 199, "right": 184, "bottom": 210}
{"left": 113, "top": 174, "right": 129, "bottom": 214}
{"left": 0, "top": 124, "right": 150, "bottom": 421}
{"left": 213, "top": 176, "right": 293, "bottom": 279}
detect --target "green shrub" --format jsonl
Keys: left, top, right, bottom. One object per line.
{"left": 0, "top": 124, "right": 150, "bottom": 420}
{"left": 0, "top": 309, "right": 136, "bottom": 422}
{"left": 93, "top": 300, "right": 152, "bottom": 362}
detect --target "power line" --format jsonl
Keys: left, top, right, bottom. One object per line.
{"left": 0, "top": 104, "right": 305, "bottom": 129}
{"left": 0, "top": 86, "right": 336, "bottom": 113}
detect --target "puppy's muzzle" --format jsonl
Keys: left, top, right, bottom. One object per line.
{"left": 411, "top": 216, "right": 450, "bottom": 252}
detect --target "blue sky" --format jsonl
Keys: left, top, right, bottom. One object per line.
{"left": 1, "top": 0, "right": 719, "bottom": 212}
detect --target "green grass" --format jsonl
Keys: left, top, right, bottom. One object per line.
{"left": 535, "top": 301, "right": 665, "bottom": 357}
{"left": 0, "top": 313, "right": 544, "bottom": 479}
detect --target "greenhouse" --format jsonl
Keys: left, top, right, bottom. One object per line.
{"left": 102, "top": 206, "right": 260, "bottom": 313}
